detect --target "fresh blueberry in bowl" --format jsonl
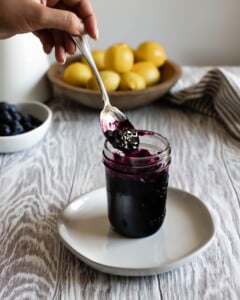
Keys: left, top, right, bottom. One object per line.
{"left": 0, "top": 110, "right": 14, "bottom": 124}
{"left": 0, "top": 124, "right": 11, "bottom": 136}
{"left": 10, "top": 121, "right": 25, "bottom": 135}
{"left": 11, "top": 111, "right": 22, "bottom": 122}
{"left": 0, "top": 102, "right": 45, "bottom": 137}
{"left": 0, "top": 101, "right": 52, "bottom": 153}
{"left": 0, "top": 102, "right": 11, "bottom": 112}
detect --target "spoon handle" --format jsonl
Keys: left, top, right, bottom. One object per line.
{"left": 70, "top": 34, "right": 110, "bottom": 105}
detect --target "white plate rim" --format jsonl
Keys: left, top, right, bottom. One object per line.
{"left": 57, "top": 187, "right": 215, "bottom": 276}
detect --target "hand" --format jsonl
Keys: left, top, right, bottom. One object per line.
{"left": 0, "top": 0, "right": 98, "bottom": 63}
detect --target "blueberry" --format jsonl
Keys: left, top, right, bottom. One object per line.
{"left": 30, "top": 115, "right": 42, "bottom": 127}
{"left": 0, "top": 102, "right": 42, "bottom": 134}
{"left": 0, "top": 110, "right": 13, "bottom": 124}
{"left": 8, "top": 104, "right": 17, "bottom": 114}
{"left": 11, "top": 121, "right": 25, "bottom": 135}
{"left": 105, "top": 129, "right": 139, "bottom": 153}
{"left": 0, "top": 123, "right": 11, "bottom": 136}
{"left": 0, "top": 102, "right": 11, "bottom": 112}
{"left": 21, "top": 120, "right": 34, "bottom": 132}
{"left": 11, "top": 111, "right": 23, "bottom": 121}
{"left": 21, "top": 114, "right": 32, "bottom": 123}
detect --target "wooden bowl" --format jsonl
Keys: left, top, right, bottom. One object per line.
{"left": 47, "top": 55, "right": 181, "bottom": 110}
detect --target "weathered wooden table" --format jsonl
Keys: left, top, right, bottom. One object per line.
{"left": 0, "top": 67, "right": 239, "bottom": 299}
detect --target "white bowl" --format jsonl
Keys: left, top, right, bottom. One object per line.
{"left": 0, "top": 101, "right": 52, "bottom": 153}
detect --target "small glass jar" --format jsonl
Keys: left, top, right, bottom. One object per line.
{"left": 103, "top": 130, "right": 171, "bottom": 238}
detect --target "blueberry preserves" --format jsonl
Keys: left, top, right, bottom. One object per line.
{"left": 0, "top": 102, "right": 42, "bottom": 136}
{"left": 103, "top": 119, "right": 139, "bottom": 153}
{"left": 103, "top": 130, "right": 171, "bottom": 238}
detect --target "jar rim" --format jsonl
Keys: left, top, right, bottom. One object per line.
{"left": 104, "top": 129, "right": 171, "bottom": 163}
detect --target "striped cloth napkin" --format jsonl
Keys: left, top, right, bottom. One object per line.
{"left": 166, "top": 67, "right": 240, "bottom": 140}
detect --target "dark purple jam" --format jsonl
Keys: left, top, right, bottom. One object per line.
{"left": 104, "top": 142, "right": 170, "bottom": 238}
{"left": 104, "top": 119, "right": 139, "bottom": 153}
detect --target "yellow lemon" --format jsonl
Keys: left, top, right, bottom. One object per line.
{"left": 135, "top": 41, "right": 167, "bottom": 67}
{"left": 63, "top": 62, "right": 92, "bottom": 87}
{"left": 92, "top": 49, "right": 105, "bottom": 70}
{"left": 81, "top": 49, "right": 105, "bottom": 71}
{"left": 119, "top": 72, "right": 146, "bottom": 91}
{"left": 87, "top": 70, "right": 120, "bottom": 92}
{"left": 131, "top": 62, "right": 160, "bottom": 87}
{"left": 104, "top": 43, "right": 134, "bottom": 73}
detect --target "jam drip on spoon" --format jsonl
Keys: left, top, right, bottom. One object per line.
{"left": 103, "top": 119, "right": 139, "bottom": 153}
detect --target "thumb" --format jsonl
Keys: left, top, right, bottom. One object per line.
{"left": 36, "top": 6, "right": 84, "bottom": 36}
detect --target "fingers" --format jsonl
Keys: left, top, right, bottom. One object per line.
{"left": 34, "top": 28, "right": 76, "bottom": 64}
{"left": 68, "top": 0, "right": 98, "bottom": 39}
{"left": 37, "top": 6, "right": 85, "bottom": 36}
{"left": 37, "top": 7, "right": 83, "bottom": 63}
{"left": 50, "top": 31, "right": 76, "bottom": 63}
{"left": 34, "top": 1, "right": 99, "bottom": 63}
{"left": 64, "top": 33, "right": 76, "bottom": 55}
{"left": 81, "top": 12, "right": 98, "bottom": 40}
{"left": 46, "top": 0, "right": 98, "bottom": 39}
{"left": 53, "top": 30, "right": 66, "bottom": 64}
{"left": 33, "top": 30, "right": 54, "bottom": 54}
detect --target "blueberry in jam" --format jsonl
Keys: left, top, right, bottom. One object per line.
{"left": 103, "top": 130, "right": 171, "bottom": 238}
{"left": 104, "top": 119, "right": 139, "bottom": 153}
{"left": 0, "top": 102, "right": 42, "bottom": 136}
{"left": 104, "top": 129, "right": 139, "bottom": 153}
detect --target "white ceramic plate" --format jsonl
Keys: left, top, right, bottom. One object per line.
{"left": 58, "top": 187, "right": 215, "bottom": 276}
{"left": 0, "top": 101, "right": 52, "bottom": 153}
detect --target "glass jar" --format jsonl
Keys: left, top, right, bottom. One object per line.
{"left": 103, "top": 130, "right": 171, "bottom": 238}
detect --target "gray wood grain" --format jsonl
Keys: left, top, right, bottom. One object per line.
{"left": 0, "top": 68, "right": 240, "bottom": 299}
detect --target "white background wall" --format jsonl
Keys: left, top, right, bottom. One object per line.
{"left": 89, "top": 0, "right": 240, "bottom": 65}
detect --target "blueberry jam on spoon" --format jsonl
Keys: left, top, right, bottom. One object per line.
{"left": 103, "top": 119, "right": 139, "bottom": 153}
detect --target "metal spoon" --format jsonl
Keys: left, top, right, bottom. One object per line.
{"left": 70, "top": 34, "right": 139, "bottom": 152}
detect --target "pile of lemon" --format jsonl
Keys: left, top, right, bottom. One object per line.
{"left": 63, "top": 41, "right": 167, "bottom": 92}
